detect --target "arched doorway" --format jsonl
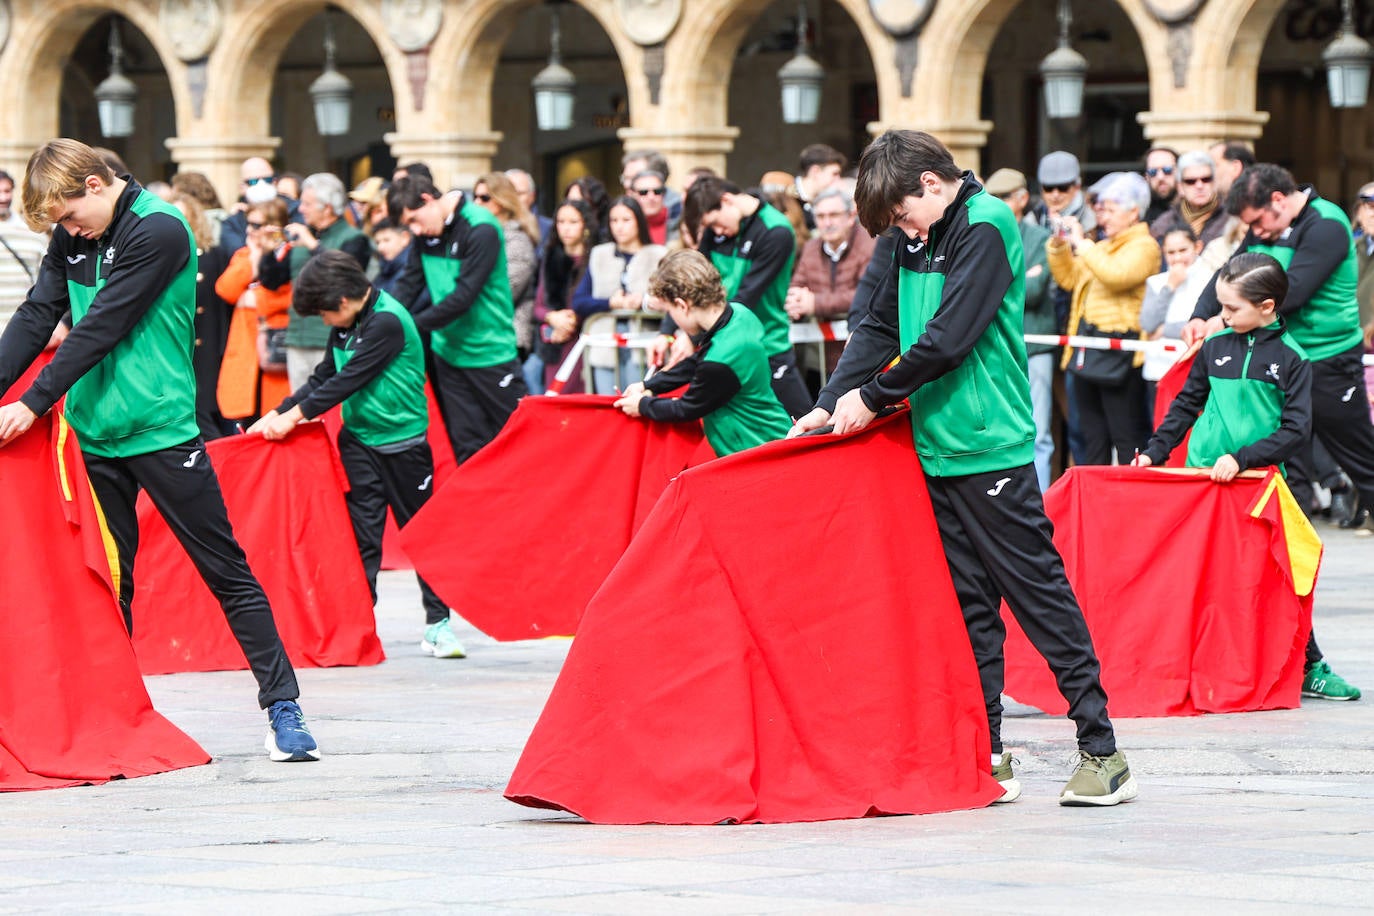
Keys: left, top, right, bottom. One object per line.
{"left": 59, "top": 15, "right": 175, "bottom": 182}
{"left": 981, "top": 0, "right": 1150, "bottom": 181}
{"left": 724, "top": 0, "right": 879, "bottom": 184}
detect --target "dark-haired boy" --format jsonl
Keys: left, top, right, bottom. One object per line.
{"left": 251, "top": 250, "right": 464, "bottom": 659}
{"left": 387, "top": 175, "right": 525, "bottom": 463}
{"left": 791, "top": 129, "right": 1135, "bottom": 806}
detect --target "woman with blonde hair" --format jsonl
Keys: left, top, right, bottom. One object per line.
{"left": 473, "top": 171, "right": 541, "bottom": 358}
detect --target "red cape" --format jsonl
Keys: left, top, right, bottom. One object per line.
{"left": 400, "top": 395, "right": 712, "bottom": 641}
{"left": 1003, "top": 466, "right": 1315, "bottom": 716}
{"left": 1153, "top": 350, "right": 1196, "bottom": 467}
{"left": 0, "top": 415, "right": 209, "bottom": 790}
{"left": 505, "top": 414, "right": 1002, "bottom": 823}
{"left": 132, "top": 425, "right": 384, "bottom": 674}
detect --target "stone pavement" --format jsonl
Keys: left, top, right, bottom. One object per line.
{"left": 4, "top": 528, "right": 1373, "bottom": 914}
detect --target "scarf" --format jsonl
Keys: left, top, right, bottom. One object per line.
{"left": 646, "top": 207, "right": 668, "bottom": 246}
{"left": 1179, "top": 195, "right": 1219, "bottom": 238}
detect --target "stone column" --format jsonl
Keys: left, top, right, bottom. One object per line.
{"left": 1137, "top": 110, "right": 1270, "bottom": 152}
{"left": 615, "top": 127, "right": 740, "bottom": 189}
{"left": 383, "top": 131, "right": 505, "bottom": 190}
{"left": 165, "top": 136, "right": 283, "bottom": 209}
{"left": 0, "top": 138, "right": 46, "bottom": 186}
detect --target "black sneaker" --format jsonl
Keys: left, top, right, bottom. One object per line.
{"left": 265, "top": 700, "right": 320, "bottom": 762}
{"left": 1329, "top": 488, "right": 1358, "bottom": 527}
{"left": 1339, "top": 507, "right": 1371, "bottom": 533}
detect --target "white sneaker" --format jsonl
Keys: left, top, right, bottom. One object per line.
{"left": 420, "top": 619, "right": 466, "bottom": 658}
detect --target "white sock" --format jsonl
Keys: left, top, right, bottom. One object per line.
{"left": 992, "top": 753, "right": 1004, "bottom": 766}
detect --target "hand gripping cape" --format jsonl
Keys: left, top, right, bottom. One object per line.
{"left": 0, "top": 414, "right": 209, "bottom": 789}
{"left": 131, "top": 424, "right": 384, "bottom": 674}
{"left": 1002, "top": 466, "right": 1317, "bottom": 716}
{"left": 505, "top": 413, "right": 1003, "bottom": 824}
{"left": 399, "top": 395, "right": 713, "bottom": 641}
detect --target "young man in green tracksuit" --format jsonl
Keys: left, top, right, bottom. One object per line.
{"left": 614, "top": 249, "right": 791, "bottom": 456}
{"left": 250, "top": 250, "right": 466, "bottom": 661}
{"left": 387, "top": 175, "right": 526, "bottom": 463}
{"left": 654, "top": 177, "right": 811, "bottom": 419}
{"left": 1140, "top": 252, "right": 1359, "bottom": 701}
{"left": 791, "top": 130, "right": 1135, "bottom": 806}
{"left": 0, "top": 139, "right": 317, "bottom": 762}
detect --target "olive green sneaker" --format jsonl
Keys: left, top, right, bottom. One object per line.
{"left": 992, "top": 751, "right": 1021, "bottom": 804}
{"left": 1302, "top": 661, "right": 1362, "bottom": 700}
{"left": 1059, "top": 750, "right": 1138, "bottom": 807}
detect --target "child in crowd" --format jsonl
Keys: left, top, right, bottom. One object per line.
{"left": 1134, "top": 251, "right": 1360, "bottom": 700}
{"left": 614, "top": 249, "right": 791, "bottom": 456}
{"left": 250, "top": 250, "right": 465, "bottom": 660}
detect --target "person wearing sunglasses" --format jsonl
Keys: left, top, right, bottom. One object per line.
{"left": 1028, "top": 151, "right": 1096, "bottom": 239}
{"left": 216, "top": 157, "right": 300, "bottom": 256}
{"left": 629, "top": 170, "right": 676, "bottom": 245}
{"left": 1143, "top": 146, "right": 1178, "bottom": 223}
{"left": 1149, "top": 151, "right": 1230, "bottom": 250}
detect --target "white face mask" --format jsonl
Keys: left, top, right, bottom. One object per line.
{"left": 244, "top": 181, "right": 277, "bottom": 205}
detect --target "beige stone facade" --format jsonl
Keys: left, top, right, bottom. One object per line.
{"left": 0, "top": 0, "right": 1366, "bottom": 205}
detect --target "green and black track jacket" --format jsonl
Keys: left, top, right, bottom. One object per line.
{"left": 1192, "top": 188, "right": 1361, "bottom": 362}
{"left": 0, "top": 178, "right": 200, "bottom": 457}
{"left": 817, "top": 174, "right": 1035, "bottom": 477}
{"left": 1144, "top": 321, "right": 1311, "bottom": 472}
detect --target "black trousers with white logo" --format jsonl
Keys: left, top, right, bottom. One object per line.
{"left": 431, "top": 357, "right": 526, "bottom": 463}
{"left": 1287, "top": 345, "right": 1374, "bottom": 511}
{"left": 766, "top": 351, "right": 813, "bottom": 420}
{"left": 337, "top": 428, "right": 449, "bottom": 625}
{"left": 924, "top": 463, "right": 1116, "bottom": 757}
{"left": 84, "top": 439, "right": 299, "bottom": 709}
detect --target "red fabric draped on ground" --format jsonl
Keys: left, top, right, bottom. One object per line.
{"left": 1002, "top": 466, "right": 1315, "bottom": 717}
{"left": 505, "top": 414, "right": 1002, "bottom": 824}
{"left": 400, "top": 395, "right": 713, "bottom": 641}
{"left": 132, "top": 424, "right": 384, "bottom": 674}
{"left": 0, "top": 415, "right": 209, "bottom": 790}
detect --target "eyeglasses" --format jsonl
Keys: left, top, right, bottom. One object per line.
{"left": 1360, "top": 195, "right": 1374, "bottom": 205}
{"left": 245, "top": 176, "right": 275, "bottom": 186}
{"left": 634, "top": 187, "right": 665, "bottom": 197}
{"left": 1181, "top": 175, "right": 1213, "bottom": 186}
{"left": 1145, "top": 167, "right": 1175, "bottom": 178}
{"left": 1041, "top": 183, "right": 1073, "bottom": 194}
{"left": 474, "top": 193, "right": 492, "bottom": 203}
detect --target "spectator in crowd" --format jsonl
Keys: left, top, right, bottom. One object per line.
{"left": 250, "top": 250, "right": 464, "bottom": 660}
{"left": 615, "top": 249, "right": 791, "bottom": 455}
{"left": 276, "top": 172, "right": 303, "bottom": 201}
{"left": 214, "top": 198, "right": 293, "bottom": 427}
{"left": 1207, "top": 141, "right": 1254, "bottom": 198}
{"left": 1188, "top": 163, "right": 1374, "bottom": 533}
{"left": 278, "top": 173, "right": 372, "bottom": 389}
{"left": 794, "top": 143, "right": 847, "bottom": 230}
{"left": 572, "top": 195, "right": 668, "bottom": 393}
{"left": 389, "top": 175, "right": 525, "bottom": 462}
{"left": 565, "top": 176, "right": 611, "bottom": 243}
{"left": 628, "top": 169, "right": 675, "bottom": 246}
{"left": 1352, "top": 181, "right": 1374, "bottom": 371}
{"left": 985, "top": 168, "right": 1057, "bottom": 488}
{"left": 671, "top": 176, "right": 812, "bottom": 418}
{"left": 1140, "top": 226, "right": 1208, "bottom": 407}
{"left": 370, "top": 218, "right": 414, "bottom": 299}
{"left": 620, "top": 150, "right": 682, "bottom": 236}
{"left": 170, "top": 191, "right": 235, "bottom": 440}
{"left": 785, "top": 186, "right": 875, "bottom": 376}
{"left": 1143, "top": 146, "right": 1178, "bottom": 223}
{"left": 1028, "top": 151, "right": 1097, "bottom": 236}
{"left": 533, "top": 199, "right": 596, "bottom": 393}
{"left": 1151, "top": 151, "right": 1229, "bottom": 248}
{"left": 473, "top": 171, "right": 541, "bottom": 361}
{"left": 347, "top": 176, "right": 388, "bottom": 232}
{"left": 0, "top": 169, "right": 49, "bottom": 335}
{"left": 392, "top": 162, "right": 432, "bottom": 183}
{"left": 1048, "top": 171, "right": 1158, "bottom": 464}
{"left": 171, "top": 171, "right": 228, "bottom": 247}
{"left": 219, "top": 157, "right": 298, "bottom": 255}
{"left": 506, "top": 167, "right": 554, "bottom": 255}
{"left": 759, "top": 170, "right": 811, "bottom": 254}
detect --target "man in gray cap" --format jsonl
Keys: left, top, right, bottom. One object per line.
{"left": 1028, "top": 151, "right": 1096, "bottom": 237}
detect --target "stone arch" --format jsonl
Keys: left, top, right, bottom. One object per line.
{"left": 660, "top": 0, "right": 893, "bottom": 137}
{"left": 1191, "top": 0, "right": 1287, "bottom": 115}
{"left": 204, "top": 0, "right": 412, "bottom": 138}
{"left": 0, "top": 0, "right": 188, "bottom": 148}
{"left": 424, "top": 0, "right": 643, "bottom": 137}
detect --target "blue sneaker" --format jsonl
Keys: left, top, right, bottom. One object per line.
{"left": 265, "top": 700, "right": 320, "bottom": 762}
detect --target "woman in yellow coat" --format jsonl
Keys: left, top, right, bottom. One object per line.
{"left": 1047, "top": 172, "right": 1161, "bottom": 465}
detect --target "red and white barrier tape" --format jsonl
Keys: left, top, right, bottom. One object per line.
{"left": 1023, "top": 334, "right": 1186, "bottom": 353}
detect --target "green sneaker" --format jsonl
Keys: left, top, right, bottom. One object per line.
{"left": 421, "top": 618, "right": 467, "bottom": 659}
{"left": 992, "top": 751, "right": 1021, "bottom": 804}
{"left": 1059, "top": 750, "right": 1138, "bottom": 807}
{"left": 1302, "top": 661, "right": 1361, "bottom": 700}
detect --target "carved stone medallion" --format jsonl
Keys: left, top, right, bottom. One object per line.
{"left": 868, "top": 0, "right": 934, "bottom": 38}
{"left": 1143, "top": 0, "right": 1208, "bottom": 25}
{"left": 382, "top": 0, "right": 443, "bottom": 52}
{"left": 159, "top": 0, "right": 222, "bottom": 62}
{"left": 617, "top": 0, "right": 681, "bottom": 47}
